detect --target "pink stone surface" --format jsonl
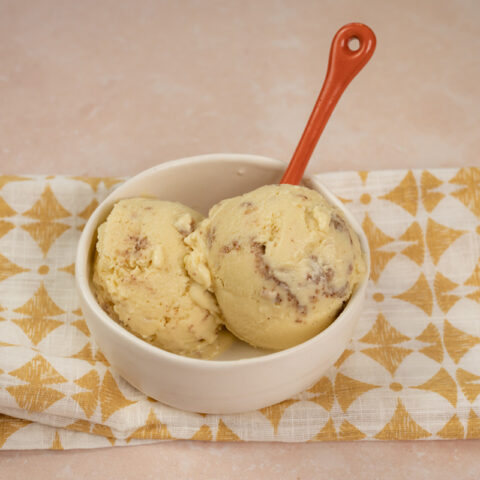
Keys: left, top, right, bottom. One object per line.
{"left": 0, "top": 0, "right": 479, "bottom": 478}
{"left": 1, "top": 0, "right": 479, "bottom": 176}
{"left": 2, "top": 440, "right": 480, "bottom": 479}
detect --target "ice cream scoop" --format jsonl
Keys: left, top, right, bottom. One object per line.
{"left": 185, "top": 184, "right": 366, "bottom": 350}
{"left": 92, "top": 197, "right": 232, "bottom": 359}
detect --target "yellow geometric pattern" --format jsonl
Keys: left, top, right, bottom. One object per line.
{"left": 437, "top": 414, "right": 464, "bottom": 439}
{"left": 379, "top": 171, "right": 418, "bottom": 216}
{"left": 0, "top": 220, "right": 15, "bottom": 240}
{"left": 359, "top": 313, "right": 413, "bottom": 374}
{"left": 126, "top": 409, "right": 171, "bottom": 442}
{"left": 456, "top": 368, "right": 480, "bottom": 403}
{"left": 362, "top": 214, "right": 395, "bottom": 283}
{"left": 359, "top": 313, "right": 410, "bottom": 345}
{"left": 444, "top": 320, "right": 480, "bottom": 364}
{"left": 358, "top": 171, "right": 369, "bottom": 184}
{"left": 0, "top": 170, "right": 479, "bottom": 449}
{"left": 71, "top": 343, "right": 96, "bottom": 365}
{"left": 449, "top": 167, "right": 480, "bottom": 217}
{"left": 66, "top": 419, "right": 116, "bottom": 445}
{"left": 51, "top": 431, "right": 63, "bottom": 450}
{"left": 464, "top": 260, "right": 480, "bottom": 304}
{"left": 425, "top": 218, "right": 465, "bottom": 265}
{"left": 0, "top": 175, "right": 30, "bottom": 190}
{"left": 216, "top": 419, "right": 241, "bottom": 441}
{"left": 12, "top": 283, "right": 65, "bottom": 345}
{"left": 92, "top": 424, "right": 116, "bottom": 445}
{"left": 310, "top": 417, "right": 337, "bottom": 441}
{"left": 305, "top": 376, "right": 334, "bottom": 411}
{"left": 72, "top": 318, "right": 91, "bottom": 337}
{"left": 21, "top": 185, "right": 71, "bottom": 256}
{"left": 0, "top": 254, "right": 28, "bottom": 282}
{"left": 412, "top": 368, "right": 457, "bottom": 407}
{"left": 0, "top": 414, "right": 31, "bottom": 447}
{"left": 0, "top": 197, "right": 16, "bottom": 217}
{"left": 72, "top": 369, "right": 100, "bottom": 417}
{"left": 394, "top": 273, "right": 433, "bottom": 315}
{"left": 22, "top": 185, "right": 71, "bottom": 221}
{"left": 416, "top": 323, "right": 444, "bottom": 363}
{"left": 421, "top": 171, "right": 444, "bottom": 213}
{"left": 361, "top": 346, "right": 412, "bottom": 375}
{"left": 334, "top": 373, "right": 378, "bottom": 412}
{"left": 333, "top": 349, "right": 354, "bottom": 367}
{"left": 77, "top": 199, "right": 99, "bottom": 231}
{"left": 310, "top": 416, "right": 367, "bottom": 441}
{"left": 338, "top": 420, "right": 366, "bottom": 440}
{"left": 375, "top": 400, "right": 431, "bottom": 440}
{"left": 59, "top": 263, "right": 75, "bottom": 275}
{"left": 99, "top": 371, "right": 137, "bottom": 422}
{"left": 191, "top": 424, "right": 213, "bottom": 441}
{"left": 260, "top": 399, "right": 299, "bottom": 434}
{"left": 399, "top": 221, "right": 424, "bottom": 265}
{"left": 467, "top": 409, "right": 480, "bottom": 439}
{"left": 434, "top": 272, "right": 461, "bottom": 314}
{"left": 6, "top": 355, "right": 67, "bottom": 412}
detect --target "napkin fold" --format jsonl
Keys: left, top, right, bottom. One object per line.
{"left": 0, "top": 168, "right": 479, "bottom": 450}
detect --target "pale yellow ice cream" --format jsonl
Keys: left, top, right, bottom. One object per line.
{"left": 92, "top": 198, "right": 232, "bottom": 359}
{"left": 185, "top": 184, "right": 366, "bottom": 350}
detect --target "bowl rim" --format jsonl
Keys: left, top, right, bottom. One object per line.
{"left": 75, "top": 153, "right": 370, "bottom": 369}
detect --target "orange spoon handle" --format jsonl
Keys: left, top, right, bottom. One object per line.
{"left": 280, "top": 23, "right": 376, "bottom": 185}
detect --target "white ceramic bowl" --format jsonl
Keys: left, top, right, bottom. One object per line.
{"left": 75, "top": 154, "right": 370, "bottom": 414}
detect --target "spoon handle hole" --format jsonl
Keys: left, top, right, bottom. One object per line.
{"left": 347, "top": 36, "right": 361, "bottom": 52}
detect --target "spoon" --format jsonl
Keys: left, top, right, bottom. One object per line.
{"left": 280, "top": 23, "right": 376, "bottom": 185}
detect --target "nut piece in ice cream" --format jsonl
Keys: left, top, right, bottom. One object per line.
{"left": 185, "top": 184, "right": 366, "bottom": 350}
{"left": 92, "top": 198, "right": 232, "bottom": 359}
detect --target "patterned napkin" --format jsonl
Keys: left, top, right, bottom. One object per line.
{"left": 0, "top": 168, "right": 479, "bottom": 450}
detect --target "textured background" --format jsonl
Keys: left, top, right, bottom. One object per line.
{"left": 1, "top": 0, "right": 479, "bottom": 478}
{"left": 1, "top": 0, "right": 479, "bottom": 176}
